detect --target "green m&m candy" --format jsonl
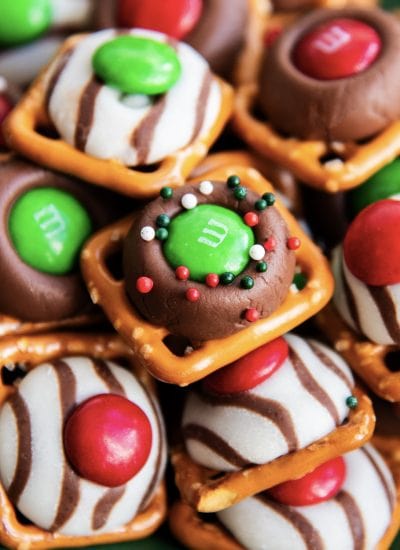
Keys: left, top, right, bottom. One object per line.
{"left": 92, "top": 35, "right": 182, "bottom": 95}
{"left": 350, "top": 158, "right": 400, "bottom": 215}
{"left": 9, "top": 188, "right": 92, "bottom": 275}
{"left": 163, "top": 205, "right": 255, "bottom": 282}
{"left": 0, "top": 0, "right": 52, "bottom": 46}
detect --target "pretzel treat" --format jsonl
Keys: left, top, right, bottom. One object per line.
{"left": 96, "top": 0, "right": 268, "bottom": 85}
{"left": 171, "top": 331, "right": 374, "bottom": 513}
{"left": 182, "top": 334, "right": 356, "bottom": 471}
{"left": 317, "top": 200, "right": 400, "bottom": 401}
{"left": 4, "top": 29, "right": 233, "bottom": 199}
{"left": 0, "top": 332, "right": 167, "bottom": 549}
{"left": 170, "top": 445, "right": 400, "bottom": 550}
{"left": 0, "top": 156, "right": 130, "bottom": 337}
{"left": 233, "top": 8, "right": 400, "bottom": 193}
{"left": 81, "top": 165, "right": 333, "bottom": 386}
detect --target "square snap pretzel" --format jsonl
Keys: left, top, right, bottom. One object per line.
{"left": 169, "top": 483, "right": 400, "bottom": 550}
{"left": 4, "top": 34, "right": 233, "bottom": 200}
{"left": 0, "top": 332, "right": 166, "bottom": 549}
{"left": 233, "top": 82, "right": 400, "bottom": 193}
{"left": 81, "top": 165, "right": 333, "bottom": 386}
{"left": 317, "top": 303, "right": 400, "bottom": 403}
{"left": 170, "top": 386, "right": 374, "bottom": 513}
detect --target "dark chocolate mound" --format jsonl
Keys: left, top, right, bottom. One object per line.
{"left": 259, "top": 8, "right": 400, "bottom": 142}
{"left": 123, "top": 181, "right": 296, "bottom": 342}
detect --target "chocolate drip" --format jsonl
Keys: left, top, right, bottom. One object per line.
{"left": 197, "top": 390, "right": 298, "bottom": 452}
{"left": 256, "top": 494, "right": 324, "bottom": 550}
{"left": 369, "top": 286, "right": 400, "bottom": 344}
{"left": 183, "top": 424, "right": 248, "bottom": 468}
{"left": 50, "top": 360, "right": 80, "bottom": 531}
{"left": 74, "top": 76, "right": 103, "bottom": 151}
{"left": 361, "top": 446, "right": 395, "bottom": 510}
{"left": 307, "top": 341, "right": 353, "bottom": 391}
{"left": 335, "top": 491, "right": 365, "bottom": 550}
{"left": 190, "top": 70, "right": 212, "bottom": 143}
{"left": 289, "top": 348, "right": 340, "bottom": 425}
{"left": 45, "top": 47, "right": 74, "bottom": 112}
{"left": 91, "top": 358, "right": 125, "bottom": 395}
{"left": 342, "top": 262, "right": 362, "bottom": 333}
{"left": 92, "top": 486, "right": 125, "bottom": 530}
{"left": 8, "top": 393, "right": 32, "bottom": 503}
{"left": 131, "top": 95, "right": 167, "bottom": 165}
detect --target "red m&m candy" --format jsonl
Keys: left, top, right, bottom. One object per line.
{"left": 117, "top": 0, "right": 203, "bottom": 40}
{"left": 64, "top": 394, "right": 152, "bottom": 487}
{"left": 293, "top": 18, "right": 381, "bottom": 80}
{"left": 268, "top": 456, "right": 346, "bottom": 506}
{"left": 344, "top": 200, "right": 400, "bottom": 286}
{"left": 203, "top": 337, "right": 288, "bottom": 394}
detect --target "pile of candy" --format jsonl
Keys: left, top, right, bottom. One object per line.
{"left": 0, "top": 1, "right": 400, "bottom": 549}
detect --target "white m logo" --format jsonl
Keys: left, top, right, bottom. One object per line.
{"left": 34, "top": 205, "right": 66, "bottom": 239}
{"left": 313, "top": 26, "right": 351, "bottom": 54}
{"left": 197, "top": 218, "right": 228, "bottom": 248}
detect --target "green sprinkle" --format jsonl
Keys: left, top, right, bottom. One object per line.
{"left": 240, "top": 275, "right": 254, "bottom": 289}
{"left": 255, "top": 199, "right": 267, "bottom": 211}
{"left": 155, "top": 227, "right": 168, "bottom": 241}
{"left": 234, "top": 186, "right": 247, "bottom": 200}
{"left": 262, "top": 192, "right": 276, "bottom": 206}
{"left": 220, "top": 272, "right": 235, "bottom": 285}
{"left": 292, "top": 272, "right": 308, "bottom": 290}
{"left": 227, "top": 175, "right": 241, "bottom": 189}
{"left": 346, "top": 395, "right": 358, "bottom": 409}
{"left": 156, "top": 213, "right": 170, "bottom": 228}
{"left": 160, "top": 186, "right": 173, "bottom": 199}
{"left": 256, "top": 261, "right": 267, "bottom": 273}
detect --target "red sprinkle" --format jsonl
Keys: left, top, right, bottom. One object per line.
{"left": 264, "top": 236, "right": 276, "bottom": 252}
{"left": 244, "top": 212, "right": 259, "bottom": 227}
{"left": 245, "top": 308, "right": 260, "bottom": 322}
{"left": 205, "top": 273, "right": 219, "bottom": 287}
{"left": 176, "top": 265, "right": 190, "bottom": 280}
{"left": 136, "top": 276, "right": 154, "bottom": 294}
{"left": 186, "top": 288, "right": 200, "bottom": 302}
{"left": 287, "top": 236, "right": 301, "bottom": 250}
{"left": 264, "top": 26, "right": 283, "bottom": 47}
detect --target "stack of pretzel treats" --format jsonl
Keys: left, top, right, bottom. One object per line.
{"left": 0, "top": 1, "right": 400, "bottom": 549}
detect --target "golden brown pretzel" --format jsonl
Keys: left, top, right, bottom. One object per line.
{"left": 81, "top": 165, "right": 333, "bottom": 386}
{"left": 0, "top": 310, "right": 104, "bottom": 340}
{"left": 170, "top": 387, "right": 374, "bottom": 513}
{"left": 0, "top": 332, "right": 167, "bottom": 549}
{"left": 233, "top": 82, "right": 400, "bottom": 193}
{"left": 4, "top": 34, "right": 233, "bottom": 200}
{"left": 317, "top": 303, "right": 400, "bottom": 402}
{"left": 169, "top": 489, "right": 400, "bottom": 550}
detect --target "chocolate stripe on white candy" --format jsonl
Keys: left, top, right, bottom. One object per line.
{"left": 0, "top": 357, "right": 166, "bottom": 536}
{"left": 46, "top": 29, "right": 222, "bottom": 166}
{"left": 333, "top": 247, "right": 400, "bottom": 345}
{"left": 183, "top": 334, "right": 353, "bottom": 471}
{"left": 217, "top": 445, "right": 394, "bottom": 550}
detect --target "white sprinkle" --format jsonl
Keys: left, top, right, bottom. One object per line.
{"left": 181, "top": 193, "right": 198, "bottom": 209}
{"left": 199, "top": 180, "right": 214, "bottom": 195}
{"left": 140, "top": 226, "right": 155, "bottom": 241}
{"left": 249, "top": 244, "right": 265, "bottom": 261}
